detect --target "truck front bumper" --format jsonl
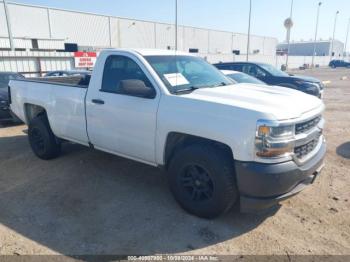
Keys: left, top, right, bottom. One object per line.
{"left": 235, "top": 141, "right": 326, "bottom": 212}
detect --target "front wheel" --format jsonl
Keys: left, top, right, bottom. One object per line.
{"left": 28, "top": 115, "right": 61, "bottom": 160}
{"left": 168, "top": 144, "right": 238, "bottom": 219}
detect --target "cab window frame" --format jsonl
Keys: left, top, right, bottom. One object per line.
{"left": 100, "top": 55, "right": 156, "bottom": 98}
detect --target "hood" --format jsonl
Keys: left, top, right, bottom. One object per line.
{"left": 0, "top": 88, "right": 8, "bottom": 101}
{"left": 183, "top": 84, "right": 323, "bottom": 120}
{"left": 288, "top": 74, "right": 320, "bottom": 83}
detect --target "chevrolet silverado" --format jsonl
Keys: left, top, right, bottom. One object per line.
{"left": 9, "top": 49, "right": 326, "bottom": 218}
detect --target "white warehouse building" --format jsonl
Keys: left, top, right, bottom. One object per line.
{"left": 0, "top": 1, "right": 278, "bottom": 75}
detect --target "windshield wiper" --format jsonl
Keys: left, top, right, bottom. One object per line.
{"left": 173, "top": 82, "right": 229, "bottom": 94}
{"left": 212, "top": 82, "right": 229, "bottom": 87}
{"left": 173, "top": 86, "right": 200, "bottom": 94}
{"left": 205, "top": 82, "right": 229, "bottom": 88}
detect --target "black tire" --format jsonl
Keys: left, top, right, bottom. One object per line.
{"left": 168, "top": 143, "right": 238, "bottom": 219}
{"left": 28, "top": 114, "right": 61, "bottom": 160}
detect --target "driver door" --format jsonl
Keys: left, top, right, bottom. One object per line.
{"left": 86, "top": 54, "right": 160, "bottom": 164}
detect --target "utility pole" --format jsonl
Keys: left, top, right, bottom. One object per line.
{"left": 330, "top": 11, "right": 340, "bottom": 59}
{"left": 246, "top": 0, "right": 252, "bottom": 61}
{"left": 3, "top": 0, "right": 15, "bottom": 51}
{"left": 311, "top": 2, "right": 322, "bottom": 67}
{"left": 175, "top": 0, "right": 178, "bottom": 51}
{"left": 344, "top": 18, "right": 350, "bottom": 60}
{"left": 285, "top": 0, "right": 294, "bottom": 70}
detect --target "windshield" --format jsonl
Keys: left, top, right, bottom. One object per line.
{"left": 145, "top": 55, "right": 233, "bottom": 93}
{"left": 259, "top": 63, "right": 289, "bottom": 77}
{"left": 227, "top": 72, "right": 265, "bottom": 85}
{"left": 0, "top": 74, "right": 24, "bottom": 88}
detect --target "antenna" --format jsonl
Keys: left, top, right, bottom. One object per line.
{"left": 174, "top": 0, "right": 178, "bottom": 87}
{"left": 246, "top": 0, "right": 252, "bottom": 61}
{"left": 175, "top": 0, "right": 178, "bottom": 51}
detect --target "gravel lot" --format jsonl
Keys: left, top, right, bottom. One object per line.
{"left": 0, "top": 68, "right": 349, "bottom": 256}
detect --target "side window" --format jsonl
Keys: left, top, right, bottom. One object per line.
{"left": 242, "top": 65, "right": 266, "bottom": 78}
{"left": 256, "top": 67, "right": 267, "bottom": 78}
{"left": 230, "top": 64, "right": 243, "bottom": 71}
{"left": 215, "top": 64, "right": 228, "bottom": 70}
{"left": 101, "top": 55, "right": 153, "bottom": 95}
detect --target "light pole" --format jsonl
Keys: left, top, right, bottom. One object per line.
{"left": 175, "top": 0, "right": 178, "bottom": 51}
{"left": 344, "top": 18, "right": 350, "bottom": 60}
{"left": 330, "top": 10, "right": 340, "bottom": 59}
{"left": 3, "top": 0, "right": 14, "bottom": 51}
{"left": 285, "top": 0, "right": 294, "bottom": 70}
{"left": 311, "top": 2, "right": 322, "bottom": 67}
{"left": 246, "top": 0, "right": 252, "bottom": 61}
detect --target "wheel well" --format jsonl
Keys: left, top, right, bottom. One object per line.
{"left": 24, "top": 104, "right": 47, "bottom": 123}
{"left": 164, "top": 132, "right": 233, "bottom": 168}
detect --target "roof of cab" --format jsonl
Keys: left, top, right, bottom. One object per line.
{"left": 100, "top": 48, "right": 191, "bottom": 57}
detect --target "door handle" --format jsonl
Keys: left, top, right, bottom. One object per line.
{"left": 92, "top": 99, "right": 105, "bottom": 105}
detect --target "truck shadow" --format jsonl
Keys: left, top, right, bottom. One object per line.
{"left": 336, "top": 142, "right": 350, "bottom": 159}
{"left": 0, "top": 133, "right": 278, "bottom": 255}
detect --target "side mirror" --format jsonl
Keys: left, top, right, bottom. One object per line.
{"left": 119, "top": 79, "right": 156, "bottom": 98}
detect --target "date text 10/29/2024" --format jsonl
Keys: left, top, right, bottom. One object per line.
{"left": 127, "top": 255, "right": 219, "bottom": 261}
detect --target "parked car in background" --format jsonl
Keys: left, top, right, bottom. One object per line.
{"left": 0, "top": 72, "right": 24, "bottom": 121}
{"left": 9, "top": 49, "right": 326, "bottom": 218}
{"left": 44, "top": 70, "right": 91, "bottom": 86}
{"left": 214, "top": 62, "right": 324, "bottom": 98}
{"left": 221, "top": 70, "right": 266, "bottom": 85}
{"left": 329, "top": 60, "right": 350, "bottom": 68}
{"left": 45, "top": 70, "right": 91, "bottom": 77}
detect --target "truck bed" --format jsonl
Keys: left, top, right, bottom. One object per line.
{"left": 9, "top": 77, "right": 89, "bottom": 145}
{"left": 25, "top": 75, "right": 91, "bottom": 88}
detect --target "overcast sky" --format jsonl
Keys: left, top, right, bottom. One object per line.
{"left": 9, "top": 0, "right": 350, "bottom": 45}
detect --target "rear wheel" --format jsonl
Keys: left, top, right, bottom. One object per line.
{"left": 168, "top": 144, "right": 238, "bottom": 219}
{"left": 28, "top": 115, "right": 61, "bottom": 160}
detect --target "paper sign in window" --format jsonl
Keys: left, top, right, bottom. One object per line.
{"left": 164, "top": 73, "right": 189, "bottom": 86}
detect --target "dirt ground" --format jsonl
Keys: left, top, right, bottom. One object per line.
{"left": 0, "top": 68, "right": 349, "bottom": 256}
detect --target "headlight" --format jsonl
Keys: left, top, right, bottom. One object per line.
{"left": 255, "top": 120, "right": 295, "bottom": 158}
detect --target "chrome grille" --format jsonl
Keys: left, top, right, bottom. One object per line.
{"left": 295, "top": 116, "right": 321, "bottom": 135}
{"left": 294, "top": 137, "right": 320, "bottom": 159}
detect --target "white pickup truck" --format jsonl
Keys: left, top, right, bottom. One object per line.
{"left": 9, "top": 49, "right": 326, "bottom": 218}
